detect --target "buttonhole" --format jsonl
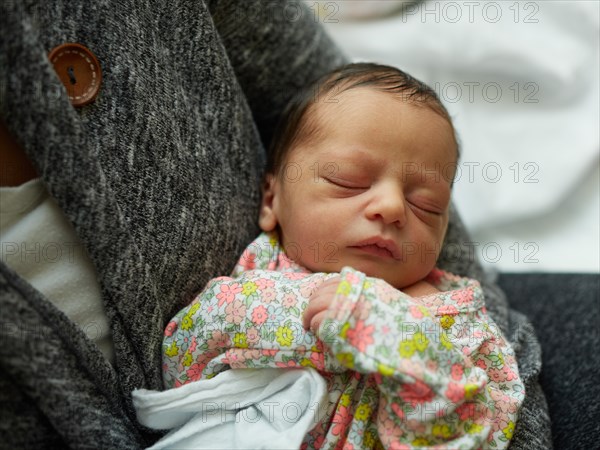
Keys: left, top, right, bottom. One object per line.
{"left": 67, "top": 66, "right": 77, "bottom": 85}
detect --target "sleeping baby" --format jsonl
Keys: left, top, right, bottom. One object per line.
{"left": 160, "top": 62, "right": 524, "bottom": 449}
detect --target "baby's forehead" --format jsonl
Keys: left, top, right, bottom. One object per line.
{"left": 302, "top": 87, "right": 392, "bottom": 137}
{"left": 308, "top": 86, "right": 450, "bottom": 130}
{"left": 310, "top": 85, "right": 389, "bottom": 115}
{"left": 301, "top": 87, "right": 458, "bottom": 162}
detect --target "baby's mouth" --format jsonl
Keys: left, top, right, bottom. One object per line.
{"left": 351, "top": 244, "right": 395, "bottom": 259}
{"left": 349, "top": 236, "right": 402, "bottom": 260}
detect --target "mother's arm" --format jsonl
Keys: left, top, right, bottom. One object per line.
{"left": 207, "top": 0, "right": 348, "bottom": 148}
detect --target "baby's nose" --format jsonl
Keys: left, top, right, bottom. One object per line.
{"left": 364, "top": 185, "right": 407, "bottom": 227}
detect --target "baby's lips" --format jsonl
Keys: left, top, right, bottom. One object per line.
{"left": 350, "top": 236, "right": 402, "bottom": 260}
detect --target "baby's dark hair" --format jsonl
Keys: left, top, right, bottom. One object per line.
{"left": 266, "top": 62, "right": 459, "bottom": 177}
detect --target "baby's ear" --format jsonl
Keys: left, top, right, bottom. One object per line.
{"left": 258, "top": 173, "right": 279, "bottom": 232}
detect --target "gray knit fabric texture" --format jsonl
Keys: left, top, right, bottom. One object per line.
{"left": 0, "top": 0, "right": 550, "bottom": 448}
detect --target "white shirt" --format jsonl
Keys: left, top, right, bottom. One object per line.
{"left": 0, "top": 178, "right": 115, "bottom": 363}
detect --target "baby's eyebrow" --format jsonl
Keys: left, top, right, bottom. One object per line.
{"left": 321, "top": 148, "right": 379, "bottom": 166}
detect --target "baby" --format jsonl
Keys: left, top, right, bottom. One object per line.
{"left": 162, "top": 63, "right": 524, "bottom": 448}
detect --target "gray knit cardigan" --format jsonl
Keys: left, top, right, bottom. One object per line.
{"left": 0, "top": 0, "right": 551, "bottom": 448}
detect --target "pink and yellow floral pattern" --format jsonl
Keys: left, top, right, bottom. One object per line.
{"left": 163, "top": 232, "right": 524, "bottom": 449}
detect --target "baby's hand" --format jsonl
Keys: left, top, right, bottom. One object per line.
{"left": 402, "top": 280, "right": 440, "bottom": 297}
{"left": 303, "top": 276, "right": 341, "bottom": 334}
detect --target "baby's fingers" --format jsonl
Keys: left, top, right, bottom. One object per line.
{"left": 302, "top": 292, "right": 330, "bottom": 331}
{"left": 302, "top": 276, "right": 340, "bottom": 331}
{"left": 305, "top": 310, "right": 329, "bottom": 335}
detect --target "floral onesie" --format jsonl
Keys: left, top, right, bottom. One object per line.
{"left": 163, "top": 232, "right": 524, "bottom": 449}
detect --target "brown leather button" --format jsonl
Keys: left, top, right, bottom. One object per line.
{"left": 48, "top": 43, "right": 102, "bottom": 107}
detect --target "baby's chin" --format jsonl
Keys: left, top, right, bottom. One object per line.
{"left": 303, "top": 257, "right": 428, "bottom": 290}
{"left": 360, "top": 268, "right": 423, "bottom": 291}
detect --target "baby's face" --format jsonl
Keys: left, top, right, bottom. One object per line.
{"left": 260, "top": 88, "right": 457, "bottom": 289}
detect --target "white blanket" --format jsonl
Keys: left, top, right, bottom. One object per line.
{"left": 133, "top": 368, "right": 327, "bottom": 449}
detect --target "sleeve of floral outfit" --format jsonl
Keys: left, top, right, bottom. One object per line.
{"left": 162, "top": 270, "right": 334, "bottom": 388}
{"left": 318, "top": 267, "right": 525, "bottom": 448}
